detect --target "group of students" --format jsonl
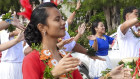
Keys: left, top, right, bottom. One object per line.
{"left": 0, "top": 0, "right": 138, "bottom": 79}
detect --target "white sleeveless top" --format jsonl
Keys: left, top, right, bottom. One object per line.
{"left": 0, "top": 30, "right": 24, "bottom": 63}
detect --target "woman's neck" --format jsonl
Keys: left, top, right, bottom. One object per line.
{"left": 42, "top": 35, "right": 58, "bottom": 53}
{"left": 95, "top": 32, "right": 103, "bottom": 38}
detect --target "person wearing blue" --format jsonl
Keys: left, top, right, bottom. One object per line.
{"left": 87, "top": 20, "right": 114, "bottom": 79}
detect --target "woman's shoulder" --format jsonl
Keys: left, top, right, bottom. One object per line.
{"left": 103, "top": 35, "right": 108, "bottom": 37}
{"left": 103, "top": 35, "right": 110, "bottom": 39}
{"left": 23, "top": 50, "right": 40, "bottom": 62}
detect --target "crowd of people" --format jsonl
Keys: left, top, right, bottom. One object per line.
{"left": 0, "top": 0, "right": 139, "bottom": 79}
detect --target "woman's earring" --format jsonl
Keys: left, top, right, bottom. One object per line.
{"left": 44, "top": 32, "right": 46, "bottom": 36}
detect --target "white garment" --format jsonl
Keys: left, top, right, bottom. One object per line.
{"left": 63, "top": 21, "right": 76, "bottom": 52}
{"left": 0, "top": 62, "right": 23, "bottom": 79}
{"left": 89, "top": 56, "right": 112, "bottom": 78}
{"left": 0, "top": 30, "right": 24, "bottom": 79}
{"left": 117, "top": 25, "right": 140, "bottom": 59}
{"left": 43, "top": 0, "right": 50, "bottom": 3}
{"left": 23, "top": 42, "right": 29, "bottom": 52}
{"left": 0, "top": 30, "right": 24, "bottom": 63}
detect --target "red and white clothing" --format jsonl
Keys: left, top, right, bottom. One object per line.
{"left": 22, "top": 50, "right": 83, "bottom": 79}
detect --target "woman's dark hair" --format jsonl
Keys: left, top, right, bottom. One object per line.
{"left": 24, "top": 2, "right": 57, "bottom": 47}
{"left": 123, "top": 6, "right": 137, "bottom": 21}
{"left": 91, "top": 20, "right": 101, "bottom": 35}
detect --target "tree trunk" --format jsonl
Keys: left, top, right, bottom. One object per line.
{"left": 103, "top": 6, "right": 112, "bottom": 32}
{"left": 111, "top": 6, "right": 120, "bottom": 30}
{"left": 103, "top": 6, "right": 120, "bottom": 32}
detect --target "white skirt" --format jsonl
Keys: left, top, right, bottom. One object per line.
{"left": 0, "top": 62, "right": 23, "bottom": 79}
{"left": 89, "top": 55, "right": 112, "bottom": 78}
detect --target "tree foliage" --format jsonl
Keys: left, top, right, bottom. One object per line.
{"left": 0, "top": 0, "right": 21, "bottom": 14}
{"left": 62, "top": 0, "right": 140, "bottom": 47}
{"left": 0, "top": 0, "right": 40, "bottom": 15}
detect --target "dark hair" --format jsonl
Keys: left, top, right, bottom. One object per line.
{"left": 24, "top": 2, "right": 57, "bottom": 47}
{"left": 123, "top": 6, "right": 137, "bottom": 20}
{"left": 91, "top": 20, "right": 101, "bottom": 35}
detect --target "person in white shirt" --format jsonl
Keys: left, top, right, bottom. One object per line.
{"left": 0, "top": 16, "right": 25, "bottom": 79}
{"left": 117, "top": 6, "right": 140, "bottom": 59}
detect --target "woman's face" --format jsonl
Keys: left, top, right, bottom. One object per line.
{"left": 44, "top": 7, "right": 65, "bottom": 38}
{"left": 95, "top": 22, "right": 105, "bottom": 34}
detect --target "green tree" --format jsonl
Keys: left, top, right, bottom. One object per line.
{"left": 0, "top": 0, "right": 21, "bottom": 15}
{"left": 0, "top": 0, "right": 40, "bottom": 15}
{"left": 61, "top": 0, "right": 140, "bottom": 47}
{"left": 64, "top": 0, "right": 140, "bottom": 32}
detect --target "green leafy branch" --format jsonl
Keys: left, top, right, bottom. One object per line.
{"left": 31, "top": 43, "right": 42, "bottom": 52}
{"left": 2, "top": 12, "right": 16, "bottom": 32}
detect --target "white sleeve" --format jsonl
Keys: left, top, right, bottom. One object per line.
{"left": 65, "top": 21, "right": 69, "bottom": 31}
{"left": 117, "top": 25, "right": 129, "bottom": 39}
{"left": 64, "top": 41, "right": 76, "bottom": 52}
{"left": 23, "top": 43, "right": 29, "bottom": 52}
{"left": 1, "top": 30, "right": 10, "bottom": 44}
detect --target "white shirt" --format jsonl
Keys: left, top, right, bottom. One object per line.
{"left": 117, "top": 25, "right": 140, "bottom": 59}
{"left": 63, "top": 21, "right": 76, "bottom": 52}
{"left": 0, "top": 30, "right": 24, "bottom": 63}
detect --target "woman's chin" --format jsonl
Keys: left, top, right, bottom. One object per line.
{"left": 58, "top": 34, "right": 65, "bottom": 38}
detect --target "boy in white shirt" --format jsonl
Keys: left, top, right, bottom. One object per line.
{"left": 117, "top": 6, "right": 140, "bottom": 59}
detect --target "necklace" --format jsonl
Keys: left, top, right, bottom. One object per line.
{"left": 130, "top": 27, "right": 140, "bottom": 38}
{"left": 96, "top": 35, "right": 106, "bottom": 40}
{"left": 40, "top": 49, "right": 72, "bottom": 79}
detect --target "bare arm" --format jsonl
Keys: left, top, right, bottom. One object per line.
{"left": 0, "top": 21, "right": 9, "bottom": 31}
{"left": 99, "top": 64, "right": 132, "bottom": 79}
{"left": 87, "top": 35, "right": 98, "bottom": 51}
{"left": 73, "top": 34, "right": 81, "bottom": 42}
{"left": 66, "top": 12, "right": 76, "bottom": 25}
{"left": 0, "top": 39, "right": 19, "bottom": 51}
{"left": 92, "top": 39, "right": 98, "bottom": 51}
{"left": 0, "top": 31, "right": 24, "bottom": 51}
{"left": 72, "top": 43, "right": 104, "bottom": 60}
{"left": 66, "top": 0, "right": 81, "bottom": 25}
{"left": 72, "top": 43, "right": 87, "bottom": 54}
{"left": 74, "top": 23, "right": 86, "bottom": 42}
{"left": 24, "top": 46, "right": 32, "bottom": 55}
{"left": 120, "top": 18, "right": 139, "bottom": 35}
{"left": 0, "top": 16, "right": 25, "bottom": 31}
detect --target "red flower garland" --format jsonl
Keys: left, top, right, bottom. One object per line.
{"left": 132, "top": 48, "right": 140, "bottom": 79}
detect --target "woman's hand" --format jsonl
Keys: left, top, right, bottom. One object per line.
{"left": 77, "top": 23, "right": 86, "bottom": 36}
{"left": 57, "top": 37, "right": 74, "bottom": 49}
{"left": 11, "top": 15, "right": 26, "bottom": 31}
{"left": 109, "top": 64, "right": 132, "bottom": 79}
{"left": 15, "top": 31, "right": 25, "bottom": 43}
{"left": 9, "top": 30, "right": 19, "bottom": 37}
{"left": 76, "top": 0, "right": 81, "bottom": 10}
{"left": 51, "top": 53, "right": 80, "bottom": 78}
